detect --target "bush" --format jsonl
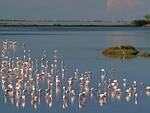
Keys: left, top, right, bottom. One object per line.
{"left": 120, "top": 45, "right": 136, "bottom": 50}
{"left": 131, "top": 20, "right": 148, "bottom": 27}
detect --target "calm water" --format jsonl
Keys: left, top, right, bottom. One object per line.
{"left": 0, "top": 27, "right": 150, "bottom": 113}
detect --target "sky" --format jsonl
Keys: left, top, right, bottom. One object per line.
{"left": 0, "top": 0, "right": 149, "bottom": 20}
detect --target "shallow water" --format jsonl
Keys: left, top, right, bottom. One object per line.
{"left": 0, "top": 27, "right": 150, "bottom": 113}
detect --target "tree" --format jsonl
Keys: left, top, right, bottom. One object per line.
{"left": 144, "top": 14, "right": 150, "bottom": 21}
{"left": 131, "top": 20, "right": 147, "bottom": 27}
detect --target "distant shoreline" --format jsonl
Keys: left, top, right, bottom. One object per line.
{"left": 0, "top": 20, "right": 133, "bottom": 27}
{"left": 0, "top": 24, "right": 133, "bottom": 27}
{"left": 0, "top": 20, "right": 149, "bottom": 27}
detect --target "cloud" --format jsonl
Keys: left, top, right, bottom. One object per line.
{"left": 107, "top": 0, "right": 137, "bottom": 10}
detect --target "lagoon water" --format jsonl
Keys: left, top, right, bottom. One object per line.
{"left": 0, "top": 27, "right": 150, "bottom": 113}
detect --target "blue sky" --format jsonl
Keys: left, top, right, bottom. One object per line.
{"left": 0, "top": 0, "right": 149, "bottom": 20}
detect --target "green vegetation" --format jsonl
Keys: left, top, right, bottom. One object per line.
{"left": 102, "top": 45, "right": 150, "bottom": 59}
{"left": 131, "top": 20, "right": 148, "bottom": 27}
{"left": 144, "top": 14, "right": 150, "bottom": 21}
{"left": 131, "top": 14, "right": 150, "bottom": 27}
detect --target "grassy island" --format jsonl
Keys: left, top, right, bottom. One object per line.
{"left": 102, "top": 45, "right": 150, "bottom": 59}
